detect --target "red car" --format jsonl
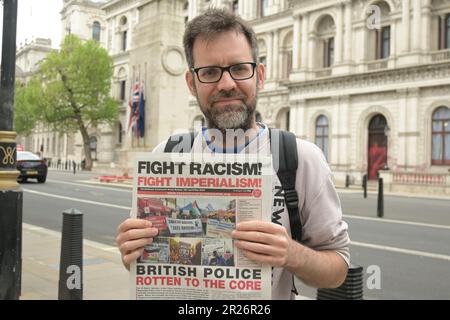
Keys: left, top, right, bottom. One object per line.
{"left": 16, "top": 151, "right": 48, "bottom": 183}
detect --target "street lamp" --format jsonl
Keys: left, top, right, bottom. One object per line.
{"left": 0, "top": 0, "right": 22, "bottom": 300}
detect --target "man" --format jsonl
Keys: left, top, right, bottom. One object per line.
{"left": 116, "top": 8, "right": 349, "bottom": 300}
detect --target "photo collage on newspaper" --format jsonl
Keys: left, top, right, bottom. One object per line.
{"left": 131, "top": 153, "right": 272, "bottom": 300}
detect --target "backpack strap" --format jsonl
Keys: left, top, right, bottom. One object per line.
{"left": 164, "top": 132, "right": 196, "bottom": 153}
{"left": 269, "top": 128, "right": 302, "bottom": 243}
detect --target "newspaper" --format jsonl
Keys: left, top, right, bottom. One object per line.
{"left": 130, "top": 152, "right": 272, "bottom": 300}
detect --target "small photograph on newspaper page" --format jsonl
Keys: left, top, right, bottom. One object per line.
{"left": 131, "top": 153, "right": 272, "bottom": 300}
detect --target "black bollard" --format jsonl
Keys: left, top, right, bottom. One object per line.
{"left": 377, "top": 178, "right": 384, "bottom": 218}
{"left": 58, "top": 208, "right": 83, "bottom": 300}
{"left": 73, "top": 161, "right": 76, "bottom": 174}
{"left": 317, "top": 263, "right": 364, "bottom": 300}
{"left": 345, "top": 175, "right": 350, "bottom": 188}
{"left": 362, "top": 174, "right": 367, "bottom": 199}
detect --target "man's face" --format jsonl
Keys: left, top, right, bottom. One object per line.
{"left": 186, "top": 31, "right": 265, "bottom": 131}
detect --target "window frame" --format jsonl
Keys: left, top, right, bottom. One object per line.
{"left": 92, "top": 21, "right": 101, "bottom": 42}
{"left": 315, "top": 115, "right": 329, "bottom": 160}
{"left": 431, "top": 106, "right": 450, "bottom": 165}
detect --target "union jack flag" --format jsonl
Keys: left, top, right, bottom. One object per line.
{"left": 128, "top": 80, "right": 145, "bottom": 138}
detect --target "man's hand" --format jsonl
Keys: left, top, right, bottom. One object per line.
{"left": 231, "top": 221, "right": 295, "bottom": 268}
{"left": 116, "top": 218, "right": 159, "bottom": 270}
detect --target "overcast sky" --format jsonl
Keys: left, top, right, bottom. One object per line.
{"left": 0, "top": 0, "right": 63, "bottom": 55}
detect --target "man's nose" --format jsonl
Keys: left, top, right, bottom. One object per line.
{"left": 216, "top": 70, "right": 237, "bottom": 91}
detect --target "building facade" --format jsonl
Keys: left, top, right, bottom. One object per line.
{"left": 20, "top": 0, "right": 450, "bottom": 195}
{"left": 187, "top": 0, "right": 450, "bottom": 195}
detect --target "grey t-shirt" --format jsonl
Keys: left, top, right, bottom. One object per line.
{"left": 153, "top": 124, "right": 350, "bottom": 300}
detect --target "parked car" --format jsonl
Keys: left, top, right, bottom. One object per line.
{"left": 16, "top": 151, "right": 48, "bottom": 183}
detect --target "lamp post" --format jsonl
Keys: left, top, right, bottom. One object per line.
{"left": 0, "top": 0, "right": 22, "bottom": 300}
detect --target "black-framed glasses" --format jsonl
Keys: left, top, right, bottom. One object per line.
{"left": 191, "top": 62, "right": 257, "bottom": 83}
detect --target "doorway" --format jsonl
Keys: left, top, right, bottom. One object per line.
{"left": 368, "top": 114, "right": 388, "bottom": 180}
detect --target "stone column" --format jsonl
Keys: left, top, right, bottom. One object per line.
{"left": 189, "top": 0, "right": 198, "bottom": 20}
{"left": 267, "top": 32, "right": 274, "bottom": 79}
{"left": 335, "top": 2, "right": 344, "bottom": 64}
{"left": 402, "top": 0, "right": 410, "bottom": 53}
{"left": 390, "top": 20, "right": 397, "bottom": 58}
{"left": 331, "top": 98, "right": 340, "bottom": 166}
{"left": 422, "top": 0, "right": 431, "bottom": 52}
{"left": 301, "top": 14, "right": 309, "bottom": 70}
{"left": 272, "top": 31, "right": 279, "bottom": 79}
{"left": 308, "top": 30, "right": 316, "bottom": 69}
{"left": 397, "top": 89, "right": 408, "bottom": 168}
{"left": 343, "top": 0, "right": 352, "bottom": 63}
{"left": 292, "top": 14, "right": 301, "bottom": 70}
{"left": 293, "top": 99, "right": 307, "bottom": 138}
{"left": 407, "top": 88, "right": 419, "bottom": 168}
{"left": 338, "top": 96, "right": 350, "bottom": 167}
{"left": 412, "top": 0, "right": 422, "bottom": 51}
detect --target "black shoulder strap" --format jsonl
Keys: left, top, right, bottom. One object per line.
{"left": 164, "top": 132, "right": 196, "bottom": 153}
{"left": 269, "top": 128, "right": 302, "bottom": 243}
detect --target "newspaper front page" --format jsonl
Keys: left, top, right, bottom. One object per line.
{"left": 130, "top": 153, "right": 272, "bottom": 300}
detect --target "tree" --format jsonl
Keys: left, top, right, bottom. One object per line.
{"left": 14, "top": 79, "right": 43, "bottom": 136}
{"left": 28, "top": 34, "right": 117, "bottom": 170}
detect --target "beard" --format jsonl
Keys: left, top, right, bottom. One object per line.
{"left": 199, "top": 90, "right": 257, "bottom": 131}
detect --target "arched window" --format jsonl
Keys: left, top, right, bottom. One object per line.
{"left": 92, "top": 21, "right": 101, "bottom": 42}
{"left": 316, "top": 15, "right": 336, "bottom": 68}
{"left": 315, "top": 115, "right": 329, "bottom": 160}
{"left": 118, "top": 122, "right": 123, "bottom": 144}
{"left": 256, "top": 112, "right": 263, "bottom": 123}
{"left": 446, "top": 14, "right": 450, "bottom": 49}
{"left": 431, "top": 106, "right": 450, "bottom": 165}
{"left": 367, "top": 1, "right": 391, "bottom": 60}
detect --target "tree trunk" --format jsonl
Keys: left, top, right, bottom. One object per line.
{"left": 75, "top": 114, "right": 93, "bottom": 171}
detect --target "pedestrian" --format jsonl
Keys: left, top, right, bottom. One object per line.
{"left": 116, "top": 8, "right": 349, "bottom": 299}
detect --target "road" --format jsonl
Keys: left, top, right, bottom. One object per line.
{"left": 21, "top": 170, "right": 450, "bottom": 299}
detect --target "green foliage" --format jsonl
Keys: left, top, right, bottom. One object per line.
{"left": 34, "top": 34, "right": 118, "bottom": 134}
{"left": 14, "top": 79, "right": 43, "bottom": 135}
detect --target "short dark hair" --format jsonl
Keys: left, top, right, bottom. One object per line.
{"left": 183, "top": 8, "right": 259, "bottom": 68}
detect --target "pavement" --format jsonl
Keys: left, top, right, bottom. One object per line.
{"left": 21, "top": 223, "right": 129, "bottom": 300}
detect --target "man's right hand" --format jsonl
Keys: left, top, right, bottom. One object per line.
{"left": 116, "top": 218, "right": 159, "bottom": 270}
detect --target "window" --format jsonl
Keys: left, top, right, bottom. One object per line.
{"left": 376, "top": 26, "right": 390, "bottom": 59}
{"left": 438, "top": 14, "right": 450, "bottom": 50}
{"left": 122, "top": 31, "right": 127, "bottom": 51}
{"left": 259, "top": 56, "right": 266, "bottom": 66}
{"left": 256, "top": 112, "right": 262, "bottom": 123}
{"left": 118, "top": 123, "right": 123, "bottom": 144}
{"left": 258, "top": 0, "right": 269, "bottom": 17}
{"left": 120, "top": 80, "right": 126, "bottom": 101}
{"left": 323, "top": 38, "right": 334, "bottom": 68}
{"left": 315, "top": 115, "right": 329, "bottom": 160}
{"left": 232, "top": 0, "right": 239, "bottom": 14}
{"left": 431, "top": 106, "right": 450, "bottom": 165}
{"left": 447, "top": 15, "right": 450, "bottom": 49}
{"left": 92, "top": 21, "right": 101, "bottom": 42}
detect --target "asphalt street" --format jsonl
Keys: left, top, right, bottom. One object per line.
{"left": 21, "top": 170, "right": 450, "bottom": 299}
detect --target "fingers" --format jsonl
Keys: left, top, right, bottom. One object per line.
{"left": 235, "top": 221, "right": 284, "bottom": 234}
{"left": 117, "top": 218, "right": 152, "bottom": 234}
{"left": 116, "top": 218, "right": 159, "bottom": 269}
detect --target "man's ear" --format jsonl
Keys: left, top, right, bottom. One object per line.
{"left": 185, "top": 70, "right": 197, "bottom": 96}
{"left": 257, "top": 63, "right": 265, "bottom": 90}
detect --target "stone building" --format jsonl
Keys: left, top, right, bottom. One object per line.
{"left": 20, "top": 0, "right": 450, "bottom": 195}
{"left": 188, "top": 0, "right": 450, "bottom": 195}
